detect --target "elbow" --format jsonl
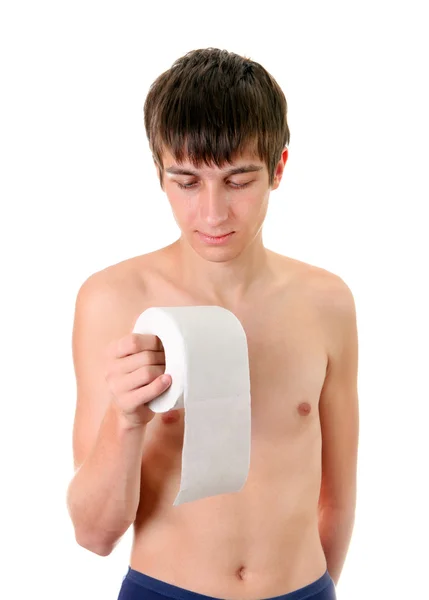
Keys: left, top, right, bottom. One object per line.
{"left": 73, "top": 521, "right": 132, "bottom": 557}
{"left": 67, "top": 493, "right": 133, "bottom": 557}
{"left": 75, "top": 531, "right": 114, "bottom": 556}
{"left": 93, "top": 543, "right": 114, "bottom": 557}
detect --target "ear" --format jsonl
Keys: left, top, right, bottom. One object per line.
{"left": 271, "top": 147, "right": 289, "bottom": 191}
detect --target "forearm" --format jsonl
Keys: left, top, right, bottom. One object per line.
{"left": 318, "top": 505, "right": 355, "bottom": 587}
{"left": 66, "top": 401, "right": 147, "bottom": 554}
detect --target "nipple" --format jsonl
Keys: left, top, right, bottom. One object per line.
{"left": 161, "top": 409, "right": 181, "bottom": 424}
{"left": 297, "top": 401, "right": 312, "bottom": 416}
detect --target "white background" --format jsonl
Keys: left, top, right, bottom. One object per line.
{"left": 1, "top": 1, "right": 428, "bottom": 598}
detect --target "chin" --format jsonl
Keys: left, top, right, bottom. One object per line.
{"left": 193, "top": 241, "right": 245, "bottom": 263}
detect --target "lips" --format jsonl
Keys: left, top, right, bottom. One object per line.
{"left": 200, "top": 232, "right": 233, "bottom": 238}
{"left": 197, "top": 231, "right": 235, "bottom": 244}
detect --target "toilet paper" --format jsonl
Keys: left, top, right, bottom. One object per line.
{"left": 132, "top": 306, "right": 251, "bottom": 506}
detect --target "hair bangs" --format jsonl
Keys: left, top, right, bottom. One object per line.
{"left": 144, "top": 48, "right": 289, "bottom": 188}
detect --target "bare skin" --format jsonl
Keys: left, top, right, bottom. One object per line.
{"left": 103, "top": 241, "right": 334, "bottom": 599}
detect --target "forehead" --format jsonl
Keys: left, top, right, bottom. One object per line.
{"left": 161, "top": 146, "right": 264, "bottom": 174}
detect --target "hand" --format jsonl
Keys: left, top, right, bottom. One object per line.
{"left": 104, "top": 333, "right": 172, "bottom": 427}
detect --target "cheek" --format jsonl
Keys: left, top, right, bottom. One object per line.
{"left": 169, "top": 194, "right": 199, "bottom": 223}
{"left": 183, "top": 195, "right": 200, "bottom": 218}
{"left": 235, "top": 193, "right": 264, "bottom": 217}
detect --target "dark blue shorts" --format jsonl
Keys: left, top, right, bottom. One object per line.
{"left": 117, "top": 566, "right": 337, "bottom": 600}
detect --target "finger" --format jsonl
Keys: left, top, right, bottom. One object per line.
{"left": 128, "top": 371, "right": 172, "bottom": 405}
{"left": 113, "top": 333, "right": 163, "bottom": 358}
{"left": 119, "top": 350, "right": 166, "bottom": 375}
{"left": 125, "top": 364, "right": 166, "bottom": 392}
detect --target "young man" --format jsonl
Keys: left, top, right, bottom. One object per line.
{"left": 67, "top": 48, "right": 359, "bottom": 600}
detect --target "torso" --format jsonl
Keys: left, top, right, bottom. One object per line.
{"left": 106, "top": 243, "right": 332, "bottom": 599}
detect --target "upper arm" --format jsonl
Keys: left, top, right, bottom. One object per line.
{"left": 317, "top": 275, "right": 360, "bottom": 512}
{"left": 71, "top": 271, "right": 133, "bottom": 471}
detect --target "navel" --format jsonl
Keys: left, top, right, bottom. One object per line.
{"left": 297, "top": 401, "right": 312, "bottom": 416}
{"left": 235, "top": 565, "right": 247, "bottom": 580}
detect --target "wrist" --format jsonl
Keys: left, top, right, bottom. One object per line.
{"left": 108, "top": 401, "right": 150, "bottom": 432}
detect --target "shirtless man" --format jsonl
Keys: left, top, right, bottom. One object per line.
{"left": 66, "top": 48, "right": 359, "bottom": 600}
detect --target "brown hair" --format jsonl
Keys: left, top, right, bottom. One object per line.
{"left": 143, "top": 48, "right": 290, "bottom": 190}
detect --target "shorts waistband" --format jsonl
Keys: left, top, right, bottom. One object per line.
{"left": 124, "top": 566, "right": 333, "bottom": 600}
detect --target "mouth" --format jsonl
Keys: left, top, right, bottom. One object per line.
{"left": 197, "top": 231, "right": 235, "bottom": 244}
{"left": 200, "top": 232, "right": 234, "bottom": 238}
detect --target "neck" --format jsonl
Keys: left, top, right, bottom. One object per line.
{"left": 168, "top": 231, "right": 273, "bottom": 306}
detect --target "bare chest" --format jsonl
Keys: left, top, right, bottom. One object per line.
{"left": 117, "top": 255, "right": 330, "bottom": 588}
{"left": 133, "top": 281, "right": 328, "bottom": 496}
{"left": 243, "top": 302, "right": 327, "bottom": 443}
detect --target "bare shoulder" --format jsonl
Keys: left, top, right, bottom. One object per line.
{"left": 73, "top": 255, "right": 153, "bottom": 350}
{"left": 276, "top": 253, "right": 357, "bottom": 364}
{"left": 311, "top": 269, "right": 357, "bottom": 354}
{"left": 274, "top": 252, "right": 356, "bottom": 325}
{"left": 273, "top": 252, "right": 352, "bottom": 296}
{"left": 99, "top": 248, "right": 170, "bottom": 288}
{"left": 73, "top": 260, "right": 145, "bottom": 368}
{"left": 79, "top": 251, "right": 160, "bottom": 298}
{"left": 289, "top": 257, "right": 357, "bottom": 350}
{"left": 306, "top": 265, "right": 356, "bottom": 316}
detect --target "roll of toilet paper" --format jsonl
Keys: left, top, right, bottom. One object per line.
{"left": 132, "top": 306, "right": 251, "bottom": 506}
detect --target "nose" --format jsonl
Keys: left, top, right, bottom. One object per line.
{"left": 200, "top": 185, "right": 229, "bottom": 226}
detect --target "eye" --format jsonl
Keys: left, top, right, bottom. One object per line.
{"left": 176, "top": 182, "right": 197, "bottom": 189}
{"left": 176, "top": 181, "right": 252, "bottom": 190}
{"left": 229, "top": 181, "right": 252, "bottom": 189}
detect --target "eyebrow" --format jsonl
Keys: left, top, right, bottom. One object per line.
{"left": 165, "top": 164, "right": 264, "bottom": 177}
